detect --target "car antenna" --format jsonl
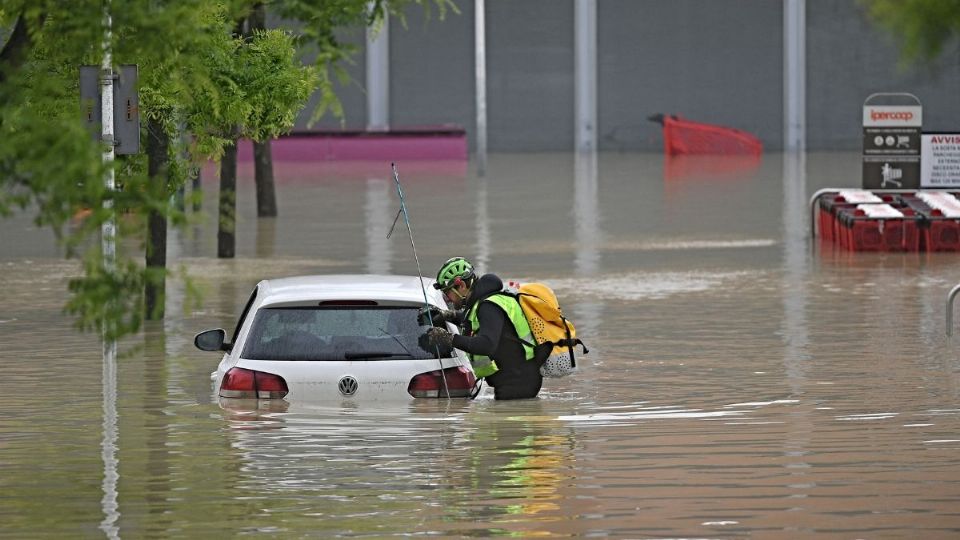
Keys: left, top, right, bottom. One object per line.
{"left": 389, "top": 162, "right": 451, "bottom": 398}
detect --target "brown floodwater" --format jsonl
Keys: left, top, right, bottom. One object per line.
{"left": 2, "top": 151, "right": 959, "bottom": 538}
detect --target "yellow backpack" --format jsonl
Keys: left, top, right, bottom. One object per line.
{"left": 507, "top": 282, "right": 588, "bottom": 378}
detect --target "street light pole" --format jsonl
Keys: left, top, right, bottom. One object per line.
{"left": 98, "top": 4, "right": 120, "bottom": 539}
{"left": 100, "top": 6, "right": 116, "bottom": 272}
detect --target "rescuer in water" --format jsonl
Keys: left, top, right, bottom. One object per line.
{"left": 418, "top": 257, "right": 543, "bottom": 400}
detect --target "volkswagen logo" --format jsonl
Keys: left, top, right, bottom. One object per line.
{"left": 338, "top": 375, "right": 359, "bottom": 396}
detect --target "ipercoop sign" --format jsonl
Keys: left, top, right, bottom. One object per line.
{"left": 862, "top": 105, "right": 922, "bottom": 189}
{"left": 863, "top": 106, "right": 922, "bottom": 127}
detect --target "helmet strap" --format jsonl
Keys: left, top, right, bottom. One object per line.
{"left": 449, "top": 277, "right": 469, "bottom": 300}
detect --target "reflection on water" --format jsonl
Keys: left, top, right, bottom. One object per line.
{"left": 99, "top": 337, "right": 119, "bottom": 540}
{"left": 364, "top": 178, "right": 393, "bottom": 274}
{"left": 2, "top": 152, "right": 960, "bottom": 537}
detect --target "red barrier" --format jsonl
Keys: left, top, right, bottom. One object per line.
{"left": 651, "top": 114, "right": 762, "bottom": 156}
{"left": 897, "top": 193, "right": 960, "bottom": 251}
{"left": 834, "top": 206, "right": 920, "bottom": 252}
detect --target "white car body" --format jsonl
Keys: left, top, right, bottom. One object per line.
{"left": 200, "top": 275, "right": 474, "bottom": 401}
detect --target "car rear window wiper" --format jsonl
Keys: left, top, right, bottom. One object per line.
{"left": 343, "top": 351, "right": 416, "bottom": 360}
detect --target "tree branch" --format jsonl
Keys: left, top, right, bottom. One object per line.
{"left": 0, "top": 13, "right": 34, "bottom": 87}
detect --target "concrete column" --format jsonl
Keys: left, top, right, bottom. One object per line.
{"left": 575, "top": 0, "right": 597, "bottom": 152}
{"left": 366, "top": 10, "right": 390, "bottom": 131}
{"left": 783, "top": 0, "right": 806, "bottom": 152}
{"left": 475, "top": 0, "right": 488, "bottom": 175}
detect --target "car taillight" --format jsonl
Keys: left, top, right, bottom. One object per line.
{"left": 220, "top": 367, "right": 289, "bottom": 399}
{"left": 408, "top": 366, "right": 476, "bottom": 398}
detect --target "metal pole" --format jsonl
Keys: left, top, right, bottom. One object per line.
{"left": 366, "top": 6, "right": 389, "bottom": 131}
{"left": 101, "top": 8, "right": 116, "bottom": 271}
{"left": 475, "top": 0, "right": 487, "bottom": 176}
{"left": 99, "top": 6, "right": 120, "bottom": 538}
{"left": 783, "top": 0, "right": 806, "bottom": 152}
{"left": 947, "top": 283, "right": 960, "bottom": 336}
{"left": 575, "top": 0, "right": 597, "bottom": 152}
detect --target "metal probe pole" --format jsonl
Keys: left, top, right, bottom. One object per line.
{"left": 391, "top": 164, "right": 451, "bottom": 397}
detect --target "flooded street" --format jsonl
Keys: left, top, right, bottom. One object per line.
{"left": 2, "top": 151, "right": 960, "bottom": 538}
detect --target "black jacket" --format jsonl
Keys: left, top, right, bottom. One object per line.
{"left": 452, "top": 273, "right": 543, "bottom": 400}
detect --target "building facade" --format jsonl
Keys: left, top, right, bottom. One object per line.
{"left": 293, "top": 0, "right": 960, "bottom": 152}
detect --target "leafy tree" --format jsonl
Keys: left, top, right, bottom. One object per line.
{"left": 862, "top": 0, "right": 960, "bottom": 62}
{"left": 0, "top": 0, "right": 454, "bottom": 339}
{"left": 214, "top": 0, "right": 456, "bottom": 258}
{"left": 185, "top": 21, "right": 317, "bottom": 258}
{"left": 0, "top": 1, "right": 313, "bottom": 337}
{"left": 238, "top": 0, "right": 458, "bottom": 222}
{"left": 248, "top": 3, "right": 279, "bottom": 218}
{"left": 118, "top": 2, "right": 251, "bottom": 320}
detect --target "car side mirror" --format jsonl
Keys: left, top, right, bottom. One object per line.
{"left": 195, "top": 329, "right": 230, "bottom": 352}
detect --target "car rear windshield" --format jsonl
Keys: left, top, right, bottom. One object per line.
{"left": 241, "top": 306, "right": 451, "bottom": 361}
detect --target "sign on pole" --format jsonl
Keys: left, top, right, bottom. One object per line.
{"left": 862, "top": 93, "right": 921, "bottom": 189}
{"left": 921, "top": 133, "right": 960, "bottom": 188}
{"left": 80, "top": 64, "right": 140, "bottom": 155}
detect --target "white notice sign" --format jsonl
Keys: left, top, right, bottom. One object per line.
{"left": 921, "top": 133, "right": 960, "bottom": 188}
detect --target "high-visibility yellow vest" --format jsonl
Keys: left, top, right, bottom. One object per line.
{"left": 465, "top": 293, "right": 536, "bottom": 378}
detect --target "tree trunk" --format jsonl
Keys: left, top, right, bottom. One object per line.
{"left": 248, "top": 3, "right": 278, "bottom": 218}
{"left": 218, "top": 140, "right": 237, "bottom": 258}
{"left": 145, "top": 117, "right": 170, "bottom": 320}
{"left": 191, "top": 165, "right": 202, "bottom": 212}
{"left": 0, "top": 13, "right": 39, "bottom": 88}
{"left": 253, "top": 140, "right": 277, "bottom": 217}
{"left": 217, "top": 14, "right": 247, "bottom": 259}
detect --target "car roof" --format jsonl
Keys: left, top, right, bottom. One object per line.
{"left": 256, "top": 274, "right": 443, "bottom": 306}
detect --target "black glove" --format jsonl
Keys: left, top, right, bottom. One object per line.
{"left": 417, "top": 306, "right": 455, "bottom": 327}
{"left": 418, "top": 326, "right": 454, "bottom": 355}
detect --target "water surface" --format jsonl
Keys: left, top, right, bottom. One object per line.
{"left": 2, "top": 151, "right": 959, "bottom": 538}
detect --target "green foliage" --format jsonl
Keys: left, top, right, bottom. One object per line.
{"left": 0, "top": 0, "right": 313, "bottom": 340}
{"left": 0, "top": 0, "right": 454, "bottom": 341}
{"left": 0, "top": 2, "right": 105, "bottom": 245}
{"left": 862, "top": 0, "right": 960, "bottom": 63}
{"left": 240, "top": 30, "right": 318, "bottom": 140}
{"left": 187, "top": 26, "right": 317, "bottom": 157}
{"left": 66, "top": 251, "right": 147, "bottom": 340}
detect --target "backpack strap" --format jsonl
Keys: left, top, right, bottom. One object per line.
{"left": 504, "top": 333, "right": 537, "bottom": 350}
{"left": 553, "top": 337, "right": 588, "bottom": 353}
{"left": 558, "top": 315, "right": 588, "bottom": 367}
{"left": 504, "top": 335, "right": 588, "bottom": 355}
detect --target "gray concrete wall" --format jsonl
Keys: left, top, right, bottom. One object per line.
{"left": 598, "top": 0, "right": 781, "bottom": 152}
{"left": 390, "top": 3, "right": 475, "bottom": 134}
{"left": 291, "top": 0, "right": 960, "bottom": 152}
{"left": 807, "top": 1, "right": 960, "bottom": 150}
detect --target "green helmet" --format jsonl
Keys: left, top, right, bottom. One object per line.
{"left": 434, "top": 257, "right": 474, "bottom": 290}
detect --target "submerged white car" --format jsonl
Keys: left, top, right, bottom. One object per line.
{"left": 194, "top": 275, "right": 476, "bottom": 401}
